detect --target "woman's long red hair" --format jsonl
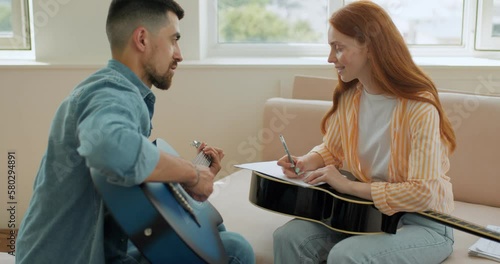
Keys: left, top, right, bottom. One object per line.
{"left": 322, "top": 1, "right": 456, "bottom": 152}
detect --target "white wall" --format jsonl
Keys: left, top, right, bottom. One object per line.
{"left": 33, "top": 0, "right": 110, "bottom": 63}
{"left": 1, "top": 0, "right": 500, "bottom": 229}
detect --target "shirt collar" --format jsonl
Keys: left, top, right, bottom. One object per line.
{"left": 107, "top": 59, "right": 155, "bottom": 101}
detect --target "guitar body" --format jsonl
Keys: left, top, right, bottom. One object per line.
{"left": 250, "top": 171, "right": 500, "bottom": 243}
{"left": 91, "top": 139, "right": 228, "bottom": 264}
{"left": 249, "top": 171, "right": 398, "bottom": 235}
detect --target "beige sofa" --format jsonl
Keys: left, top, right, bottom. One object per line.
{"left": 209, "top": 75, "right": 500, "bottom": 263}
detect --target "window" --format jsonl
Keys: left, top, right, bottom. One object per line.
{"left": 208, "top": 0, "right": 341, "bottom": 57}
{"left": 476, "top": 0, "right": 500, "bottom": 50}
{"left": 344, "top": 0, "right": 464, "bottom": 46}
{"left": 210, "top": 0, "right": 498, "bottom": 57}
{"left": 0, "top": 0, "right": 31, "bottom": 51}
{"left": 218, "top": 0, "right": 329, "bottom": 44}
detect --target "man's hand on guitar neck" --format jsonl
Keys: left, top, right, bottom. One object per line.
{"left": 144, "top": 142, "right": 225, "bottom": 202}
{"left": 195, "top": 142, "right": 225, "bottom": 176}
{"left": 185, "top": 143, "right": 225, "bottom": 201}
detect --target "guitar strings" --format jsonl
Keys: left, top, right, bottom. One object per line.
{"left": 192, "top": 152, "right": 211, "bottom": 167}
{"left": 168, "top": 144, "right": 212, "bottom": 225}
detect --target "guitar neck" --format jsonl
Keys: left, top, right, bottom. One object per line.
{"left": 191, "top": 140, "right": 211, "bottom": 167}
{"left": 193, "top": 152, "right": 211, "bottom": 167}
{"left": 417, "top": 211, "right": 500, "bottom": 243}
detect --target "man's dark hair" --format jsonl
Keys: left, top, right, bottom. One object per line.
{"left": 106, "top": 0, "right": 184, "bottom": 51}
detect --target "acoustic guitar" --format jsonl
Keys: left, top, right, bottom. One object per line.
{"left": 91, "top": 138, "right": 228, "bottom": 264}
{"left": 249, "top": 171, "right": 500, "bottom": 243}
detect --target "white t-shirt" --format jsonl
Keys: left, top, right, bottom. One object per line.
{"left": 358, "top": 88, "right": 397, "bottom": 182}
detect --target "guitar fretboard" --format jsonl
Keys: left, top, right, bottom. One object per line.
{"left": 191, "top": 140, "right": 211, "bottom": 167}
{"left": 418, "top": 211, "right": 500, "bottom": 243}
{"left": 193, "top": 152, "right": 211, "bottom": 167}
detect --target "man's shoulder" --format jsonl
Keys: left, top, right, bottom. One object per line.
{"left": 78, "top": 67, "right": 136, "bottom": 91}
{"left": 71, "top": 67, "right": 142, "bottom": 103}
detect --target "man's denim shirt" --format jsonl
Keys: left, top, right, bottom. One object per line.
{"left": 16, "top": 60, "right": 160, "bottom": 264}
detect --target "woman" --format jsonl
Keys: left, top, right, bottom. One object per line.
{"left": 274, "top": 1, "right": 456, "bottom": 263}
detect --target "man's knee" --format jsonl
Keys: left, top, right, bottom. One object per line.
{"left": 220, "top": 231, "right": 255, "bottom": 264}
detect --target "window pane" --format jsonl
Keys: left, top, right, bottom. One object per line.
{"left": 493, "top": 0, "right": 500, "bottom": 37}
{"left": 0, "top": 0, "right": 30, "bottom": 50}
{"left": 345, "top": 0, "right": 464, "bottom": 45}
{"left": 0, "top": 0, "right": 12, "bottom": 35}
{"left": 217, "top": 0, "right": 328, "bottom": 44}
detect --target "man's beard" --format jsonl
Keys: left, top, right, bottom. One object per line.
{"left": 145, "top": 62, "right": 175, "bottom": 90}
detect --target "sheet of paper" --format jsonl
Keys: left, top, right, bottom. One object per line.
{"left": 234, "top": 160, "right": 321, "bottom": 187}
{"left": 468, "top": 225, "right": 500, "bottom": 262}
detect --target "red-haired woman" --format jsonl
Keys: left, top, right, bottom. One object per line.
{"left": 274, "top": 1, "right": 456, "bottom": 263}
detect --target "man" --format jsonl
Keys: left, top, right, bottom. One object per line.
{"left": 16, "top": 0, "right": 255, "bottom": 263}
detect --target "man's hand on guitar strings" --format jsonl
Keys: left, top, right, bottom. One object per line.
{"left": 183, "top": 164, "right": 215, "bottom": 202}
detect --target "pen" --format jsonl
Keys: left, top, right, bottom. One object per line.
{"left": 279, "top": 134, "right": 301, "bottom": 175}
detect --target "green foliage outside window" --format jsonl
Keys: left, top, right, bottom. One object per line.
{"left": 218, "top": 0, "right": 321, "bottom": 43}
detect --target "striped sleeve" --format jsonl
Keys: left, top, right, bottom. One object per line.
{"left": 310, "top": 113, "right": 343, "bottom": 168}
{"left": 371, "top": 102, "right": 454, "bottom": 215}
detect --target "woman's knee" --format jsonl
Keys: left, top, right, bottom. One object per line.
{"left": 274, "top": 219, "right": 327, "bottom": 242}
{"left": 273, "top": 221, "right": 293, "bottom": 245}
{"left": 274, "top": 220, "right": 299, "bottom": 243}
{"left": 327, "top": 243, "right": 359, "bottom": 264}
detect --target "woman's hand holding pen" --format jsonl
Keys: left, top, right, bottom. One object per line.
{"left": 277, "top": 153, "right": 322, "bottom": 179}
{"left": 277, "top": 135, "right": 326, "bottom": 180}
{"left": 277, "top": 155, "right": 305, "bottom": 179}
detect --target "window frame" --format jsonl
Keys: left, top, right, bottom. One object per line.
{"left": 475, "top": 0, "right": 500, "bottom": 51}
{"left": 0, "top": 0, "right": 31, "bottom": 50}
{"left": 0, "top": 0, "right": 34, "bottom": 60}
{"left": 206, "top": 0, "right": 491, "bottom": 58}
{"left": 206, "top": 0, "right": 342, "bottom": 58}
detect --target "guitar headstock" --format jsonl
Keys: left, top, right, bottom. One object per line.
{"left": 191, "top": 140, "right": 202, "bottom": 149}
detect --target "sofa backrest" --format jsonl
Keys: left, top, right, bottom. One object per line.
{"left": 262, "top": 97, "right": 331, "bottom": 162}
{"left": 262, "top": 75, "right": 500, "bottom": 208}
{"left": 440, "top": 91, "right": 500, "bottom": 207}
{"left": 292, "top": 75, "right": 335, "bottom": 100}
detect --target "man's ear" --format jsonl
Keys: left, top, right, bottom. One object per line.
{"left": 132, "top": 27, "right": 148, "bottom": 52}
